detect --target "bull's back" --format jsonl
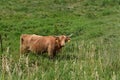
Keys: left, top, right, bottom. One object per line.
{"left": 20, "top": 34, "right": 42, "bottom": 45}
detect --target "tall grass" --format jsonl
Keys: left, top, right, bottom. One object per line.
{"left": 0, "top": 39, "right": 120, "bottom": 80}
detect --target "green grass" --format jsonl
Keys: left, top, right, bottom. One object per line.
{"left": 0, "top": 0, "right": 120, "bottom": 80}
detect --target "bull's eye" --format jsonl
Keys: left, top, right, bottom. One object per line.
{"left": 65, "top": 39, "right": 68, "bottom": 42}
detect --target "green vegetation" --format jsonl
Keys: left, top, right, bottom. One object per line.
{"left": 0, "top": 0, "right": 120, "bottom": 80}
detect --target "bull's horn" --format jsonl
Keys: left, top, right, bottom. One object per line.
{"left": 68, "top": 34, "right": 73, "bottom": 37}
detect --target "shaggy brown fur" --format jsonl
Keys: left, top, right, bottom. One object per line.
{"left": 20, "top": 34, "right": 70, "bottom": 58}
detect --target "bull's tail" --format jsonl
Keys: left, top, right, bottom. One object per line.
{"left": 20, "top": 35, "right": 25, "bottom": 48}
{"left": 20, "top": 34, "right": 25, "bottom": 55}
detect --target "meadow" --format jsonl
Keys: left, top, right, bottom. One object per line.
{"left": 0, "top": 0, "right": 120, "bottom": 80}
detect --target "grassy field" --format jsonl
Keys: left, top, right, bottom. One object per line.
{"left": 0, "top": 0, "right": 120, "bottom": 80}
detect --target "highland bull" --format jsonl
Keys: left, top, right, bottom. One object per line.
{"left": 20, "top": 34, "right": 70, "bottom": 58}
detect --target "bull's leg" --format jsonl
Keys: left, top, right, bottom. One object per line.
{"left": 47, "top": 46, "right": 54, "bottom": 59}
{"left": 48, "top": 52, "right": 54, "bottom": 59}
{"left": 53, "top": 50, "right": 57, "bottom": 57}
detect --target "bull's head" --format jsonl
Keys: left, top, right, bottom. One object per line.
{"left": 55, "top": 35, "right": 70, "bottom": 47}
